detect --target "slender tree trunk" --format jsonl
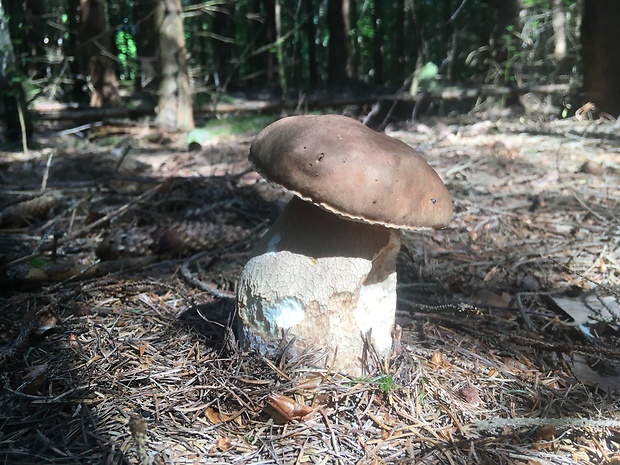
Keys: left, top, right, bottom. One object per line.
{"left": 305, "top": 0, "right": 318, "bottom": 88}
{"left": 289, "top": 0, "right": 302, "bottom": 88}
{"left": 581, "top": 0, "right": 620, "bottom": 116}
{"left": 133, "top": 0, "right": 158, "bottom": 91}
{"left": 199, "top": 14, "right": 209, "bottom": 81}
{"left": 0, "top": 0, "right": 32, "bottom": 144}
{"left": 481, "top": 0, "right": 522, "bottom": 105}
{"left": 79, "top": 0, "right": 121, "bottom": 107}
{"left": 212, "top": 5, "right": 236, "bottom": 89}
{"left": 372, "top": 0, "right": 383, "bottom": 85}
{"left": 327, "top": 0, "right": 350, "bottom": 88}
{"left": 274, "top": 0, "right": 286, "bottom": 96}
{"left": 483, "top": 0, "right": 522, "bottom": 75}
{"left": 394, "top": 0, "right": 405, "bottom": 84}
{"left": 253, "top": 0, "right": 276, "bottom": 89}
{"left": 155, "top": 0, "right": 194, "bottom": 131}
{"left": 67, "top": 0, "right": 88, "bottom": 103}
{"left": 442, "top": 3, "right": 456, "bottom": 84}
{"left": 552, "top": 0, "right": 567, "bottom": 76}
{"left": 407, "top": 0, "right": 425, "bottom": 95}
{"left": 28, "top": 0, "right": 47, "bottom": 79}
{"left": 349, "top": 0, "right": 358, "bottom": 78}
{"left": 4, "top": 0, "right": 43, "bottom": 84}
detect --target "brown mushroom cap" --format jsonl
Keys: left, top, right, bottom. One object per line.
{"left": 250, "top": 114, "right": 453, "bottom": 229}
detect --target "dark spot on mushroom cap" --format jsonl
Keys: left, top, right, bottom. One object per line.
{"left": 431, "top": 198, "right": 437, "bottom": 203}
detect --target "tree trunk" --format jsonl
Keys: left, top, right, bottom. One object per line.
{"left": 393, "top": 0, "right": 405, "bottom": 84}
{"left": 304, "top": 0, "right": 318, "bottom": 88}
{"left": 5, "top": 0, "right": 47, "bottom": 80}
{"left": 349, "top": 0, "right": 358, "bottom": 78}
{"left": 0, "top": 0, "right": 32, "bottom": 144}
{"left": 133, "top": 0, "right": 158, "bottom": 91}
{"left": 442, "top": 2, "right": 456, "bottom": 84}
{"left": 372, "top": 0, "right": 383, "bottom": 85}
{"left": 155, "top": 0, "right": 194, "bottom": 131}
{"left": 251, "top": 0, "right": 276, "bottom": 89}
{"left": 327, "top": 0, "right": 350, "bottom": 88}
{"left": 483, "top": 0, "right": 522, "bottom": 73}
{"left": 212, "top": 4, "right": 236, "bottom": 89}
{"left": 67, "top": 0, "right": 88, "bottom": 103}
{"left": 79, "top": 0, "right": 121, "bottom": 107}
{"left": 551, "top": 0, "right": 567, "bottom": 76}
{"left": 581, "top": 0, "right": 620, "bottom": 116}
{"left": 274, "top": 0, "right": 286, "bottom": 96}
{"left": 481, "top": 0, "right": 522, "bottom": 105}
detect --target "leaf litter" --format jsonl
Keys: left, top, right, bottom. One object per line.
{"left": 0, "top": 113, "right": 619, "bottom": 464}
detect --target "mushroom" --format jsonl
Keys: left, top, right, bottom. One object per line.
{"left": 237, "top": 115, "right": 452, "bottom": 375}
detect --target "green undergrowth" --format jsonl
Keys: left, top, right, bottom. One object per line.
{"left": 186, "top": 114, "right": 278, "bottom": 146}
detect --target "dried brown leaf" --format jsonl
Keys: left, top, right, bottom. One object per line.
{"left": 293, "top": 373, "right": 324, "bottom": 390}
{"left": 471, "top": 289, "right": 513, "bottom": 308}
{"left": 458, "top": 385, "right": 483, "bottom": 407}
{"left": 22, "top": 363, "right": 49, "bottom": 395}
{"left": 214, "top": 437, "right": 234, "bottom": 451}
{"left": 205, "top": 407, "right": 235, "bottom": 424}
{"left": 551, "top": 295, "right": 619, "bottom": 333}
{"left": 569, "top": 355, "right": 620, "bottom": 395}
{"left": 533, "top": 424, "right": 557, "bottom": 441}
{"left": 22, "top": 363, "right": 48, "bottom": 382}
{"left": 431, "top": 351, "right": 449, "bottom": 369}
{"left": 34, "top": 315, "right": 57, "bottom": 335}
{"left": 267, "top": 392, "right": 317, "bottom": 422}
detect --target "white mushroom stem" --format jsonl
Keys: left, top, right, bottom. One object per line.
{"left": 237, "top": 196, "right": 400, "bottom": 374}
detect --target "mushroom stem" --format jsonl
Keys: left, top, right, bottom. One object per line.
{"left": 237, "top": 196, "right": 400, "bottom": 374}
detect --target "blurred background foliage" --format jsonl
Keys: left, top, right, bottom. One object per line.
{"left": 3, "top": 0, "right": 620, "bottom": 137}
{"left": 1, "top": 0, "right": 582, "bottom": 100}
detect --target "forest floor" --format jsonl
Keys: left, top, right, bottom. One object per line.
{"left": 0, "top": 109, "right": 619, "bottom": 464}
